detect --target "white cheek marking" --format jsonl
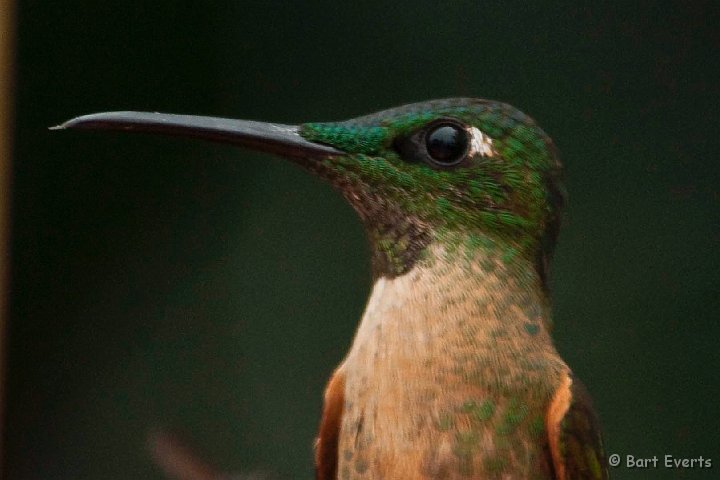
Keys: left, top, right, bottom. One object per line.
{"left": 468, "top": 126, "right": 495, "bottom": 158}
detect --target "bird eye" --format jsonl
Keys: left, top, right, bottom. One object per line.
{"left": 424, "top": 122, "right": 469, "bottom": 167}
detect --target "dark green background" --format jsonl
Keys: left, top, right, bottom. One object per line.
{"left": 8, "top": 1, "right": 720, "bottom": 478}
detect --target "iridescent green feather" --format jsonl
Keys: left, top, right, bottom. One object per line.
{"left": 299, "top": 98, "right": 564, "bottom": 277}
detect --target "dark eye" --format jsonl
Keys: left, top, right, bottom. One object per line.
{"left": 425, "top": 122, "right": 469, "bottom": 166}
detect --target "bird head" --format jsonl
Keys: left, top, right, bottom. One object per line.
{"left": 54, "top": 98, "right": 564, "bottom": 280}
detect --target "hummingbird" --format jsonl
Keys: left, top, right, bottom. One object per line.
{"left": 54, "top": 98, "right": 607, "bottom": 480}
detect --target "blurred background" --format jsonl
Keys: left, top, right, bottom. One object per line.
{"left": 6, "top": 1, "right": 720, "bottom": 479}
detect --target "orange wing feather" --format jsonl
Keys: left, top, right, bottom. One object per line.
{"left": 547, "top": 373, "right": 608, "bottom": 479}
{"left": 315, "top": 367, "right": 346, "bottom": 480}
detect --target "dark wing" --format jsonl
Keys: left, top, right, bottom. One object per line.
{"left": 547, "top": 373, "right": 609, "bottom": 479}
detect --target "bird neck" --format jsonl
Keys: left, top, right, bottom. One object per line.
{"left": 352, "top": 229, "right": 558, "bottom": 369}
{"left": 342, "top": 230, "right": 567, "bottom": 480}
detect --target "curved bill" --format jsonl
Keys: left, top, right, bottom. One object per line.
{"left": 51, "top": 111, "right": 344, "bottom": 159}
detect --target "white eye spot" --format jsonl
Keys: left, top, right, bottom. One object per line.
{"left": 468, "top": 126, "right": 494, "bottom": 158}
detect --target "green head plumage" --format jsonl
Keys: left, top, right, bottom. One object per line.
{"left": 299, "top": 98, "right": 565, "bottom": 279}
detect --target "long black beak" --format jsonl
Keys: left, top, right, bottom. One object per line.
{"left": 51, "top": 111, "right": 344, "bottom": 158}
